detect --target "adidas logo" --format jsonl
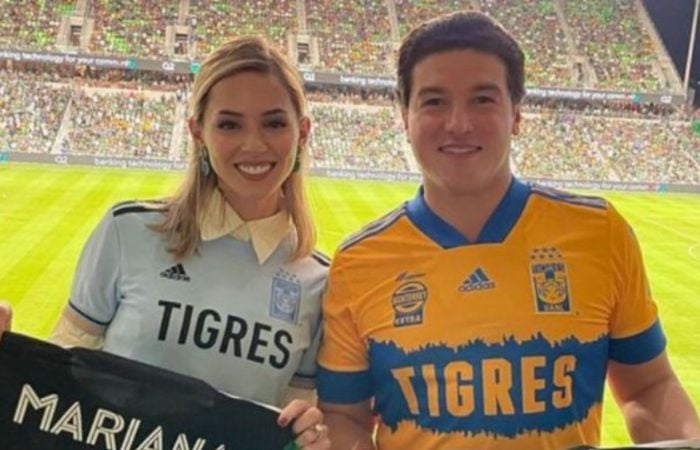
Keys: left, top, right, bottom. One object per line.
{"left": 458, "top": 268, "right": 495, "bottom": 292}
{"left": 160, "top": 263, "right": 190, "bottom": 282}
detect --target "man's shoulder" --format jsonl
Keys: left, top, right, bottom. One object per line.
{"left": 528, "top": 183, "right": 609, "bottom": 211}
{"left": 337, "top": 203, "right": 409, "bottom": 254}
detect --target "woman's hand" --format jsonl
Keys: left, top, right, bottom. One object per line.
{"left": 278, "top": 399, "right": 330, "bottom": 449}
{"left": 0, "top": 302, "right": 12, "bottom": 342}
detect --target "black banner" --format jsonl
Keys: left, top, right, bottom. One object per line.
{"left": 0, "top": 332, "right": 296, "bottom": 450}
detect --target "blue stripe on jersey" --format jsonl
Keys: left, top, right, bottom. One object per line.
{"left": 478, "top": 178, "right": 530, "bottom": 243}
{"left": 369, "top": 333, "right": 608, "bottom": 437}
{"left": 68, "top": 301, "right": 111, "bottom": 326}
{"left": 529, "top": 185, "right": 607, "bottom": 210}
{"left": 609, "top": 320, "right": 666, "bottom": 364}
{"left": 317, "top": 367, "right": 374, "bottom": 403}
{"left": 405, "top": 178, "right": 530, "bottom": 248}
{"left": 340, "top": 206, "right": 406, "bottom": 252}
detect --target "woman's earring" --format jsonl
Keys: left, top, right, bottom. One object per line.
{"left": 200, "top": 147, "right": 211, "bottom": 177}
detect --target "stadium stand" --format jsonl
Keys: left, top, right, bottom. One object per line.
{"left": 308, "top": 102, "right": 408, "bottom": 171}
{"left": 306, "top": 0, "right": 393, "bottom": 75}
{"left": 188, "top": 0, "right": 297, "bottom": 57}
{"left": 0, "top": 1, "right": 697, "bottom": 186}
{"left": 0, "top": 0, "right": 73, "bottom": 50}
{"left": 561, "top": 0, "right": 665, "bottom": 91}
{"left": 479, "top": 0, "right": 574, "bottom": 88}
{"left": 0, "top": 70, "right": 72, "bottom": 154}
{"left": 89, "top": 1, "right": 178, "bottom": 58}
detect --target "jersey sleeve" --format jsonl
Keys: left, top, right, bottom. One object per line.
{"left": 290, "top": 312, "right": 323, "bottom": 389}
{"left": 68, "top": 209, "right": 122, "bottom": 326}
{"left": 608, "top": 205, "right": 666, "bottom": 364}
{"left": 317, "top": 255, "right": 374, "bottom": 404}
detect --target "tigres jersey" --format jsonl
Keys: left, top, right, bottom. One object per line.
{"left": 317, "top": 178, "right": 665, "bottom": 450}
{"left": 69, "top": 201, "right": 328, "bottom": 406}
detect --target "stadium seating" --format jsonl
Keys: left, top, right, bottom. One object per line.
{"left": 0, "top": 0, "right": 73, "bottom": 50}
{"left": 89, "top": 1, "right": 178, "bottom": 58}
{"left": 307, "top": 0, "right": 393, "bottom": 75}
{"left": 188, "top": 0, "right": 297, "bottom": 58}
{"left": 561, "top": 0, "right": 664, "bottom": 91}
{"left": 308, "top": 102, "right": 409, "bottom": 172}
{"left": 0, "top": 0, "right": 674, "bottom": 91}
{"left": 0, "top": 2, "right": 696, "bottom": 185}
{"left": 513, "top": 112, "right": 699, "bottom": 184}
{"left": 480, "top": 0, "right": 573, "bottom": 87}
{"left": 0, "top": 73, "right": 72, "bottom": 154}
{"left": 62, "top": 90, "right": 178, "bottom": 158}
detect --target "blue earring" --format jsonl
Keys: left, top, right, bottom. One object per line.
{"left": 200, "top": 147, "right": 211, "bottom": 177}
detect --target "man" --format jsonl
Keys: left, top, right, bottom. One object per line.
{"left": 316, "top": 11, "right": 700, "bottom": 450}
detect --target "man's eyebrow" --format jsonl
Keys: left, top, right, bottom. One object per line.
{"left": 415, "top": 87, "right": 445, "bottom": 97}
{"left": 471, "top": 83, "right": 503, "bottom": 94}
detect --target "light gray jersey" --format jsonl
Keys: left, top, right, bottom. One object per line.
{"left": 69, "top": 202, "right": 328, "bottom": 406}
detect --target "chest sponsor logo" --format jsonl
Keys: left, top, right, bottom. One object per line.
{"left": 459, "top": 267, "right": 495, "bottom": 292}
{"left": 159, "top": 263, "right": 190, "bottom": 282}
{"left": 395, "top": 271, "right": 425, "bottom": 282}
{"left": 530, "top": 247, "right": 571, "bottom": 313}
{"left": 391, "top": 282, "right": 428, "bottom": 327}
{"left": 270, "top": 270, "right": 301, "bottom": 324}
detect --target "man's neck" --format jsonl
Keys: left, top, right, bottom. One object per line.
{"left": 423, "top": 176, "right": 512, "bottom": 242}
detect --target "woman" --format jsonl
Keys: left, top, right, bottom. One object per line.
{"left": 1, "top": 37, "right": 329, "bottom": 449}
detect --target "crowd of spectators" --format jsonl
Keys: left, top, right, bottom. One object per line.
{"left": 480, "top": 0, "right": 573, "bottom": 88}
{"left": 89, "top": 1, "right": 177, "bottom": 58}
{"left": 513, "top": 112, "right": 699, "bottom": 184}
{"left": 306, "top": 86, "right": 394, "bottom": 107}
{"left": 306, "top": 0, "right": 393, "bottom": 75}
{"left": 562, "top": 0, "right": 664, "bottom": 91}
{"left": 0, "top": 71, "right": 72, "bottom": 154}
{"left": 189, "top": 0, "right": 296, "bottom": 58}
{"left": 2, "top": 66, "right": 697, "bottom": 185}
{"left": 0, "top": 1, "right": 677, "bottom": 92}
{"left": 308, "top": 103, "right": 409, "bottom": 172}
{"left": 0, "top": 0, "right": 73, "bottom": 50}
{"left": 62, "top": 90, "right": 178, "bottom": 158}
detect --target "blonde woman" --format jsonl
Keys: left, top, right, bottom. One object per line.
{"left": 3, "top": 37, "right": 329, "bottom": 449}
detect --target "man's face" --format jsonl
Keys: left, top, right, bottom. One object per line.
{"left": 403, "top": 49, "right": 521, "bottom": 199}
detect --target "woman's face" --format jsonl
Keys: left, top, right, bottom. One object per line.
{"left": 190, "top": 71, "right": 309, "bottom": 219}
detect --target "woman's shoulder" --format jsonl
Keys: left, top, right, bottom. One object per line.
{"left": 110, "top": 199, "right": 169, "bottom": 219}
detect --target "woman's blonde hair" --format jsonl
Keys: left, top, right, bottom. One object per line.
{"left": 153, "top": 36, "right": 315, "bottom": 261}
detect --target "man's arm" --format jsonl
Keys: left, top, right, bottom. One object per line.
{"left": 319, "top": 400, "right": 375, "bottom": 450}
{"left": 608, "top": 351, "right": 700, "bottom": 442}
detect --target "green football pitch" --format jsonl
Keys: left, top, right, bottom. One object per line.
{"left": 1, "top": 163, "right": 698, "bottom": 446}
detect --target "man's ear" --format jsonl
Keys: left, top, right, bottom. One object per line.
{"left": 511, "top": 104, "right": 522, "bottom": 136}
{"left": 401, "top": 107, "right": 410, "bottom": 139}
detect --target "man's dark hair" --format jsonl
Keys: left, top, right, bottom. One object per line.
{"left": 397, "top": 11, "right": 526, "bottom": 108}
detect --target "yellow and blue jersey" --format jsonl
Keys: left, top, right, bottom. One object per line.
{"left": 317, "top": 178, "right": 665, "bottom": 450}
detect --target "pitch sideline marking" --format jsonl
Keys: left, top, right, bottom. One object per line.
{"left": 689, "top": 244, "right": 700, "bottom": 262}
{"left": 635, "top": 217, "right": 700, "bottom": 262}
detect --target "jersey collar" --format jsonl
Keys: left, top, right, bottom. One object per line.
{"left": 199, "top": 188, "right": 291, "bottom": 264}
{"left": 405, "top": 177, "right": 531, "bottom": 248}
